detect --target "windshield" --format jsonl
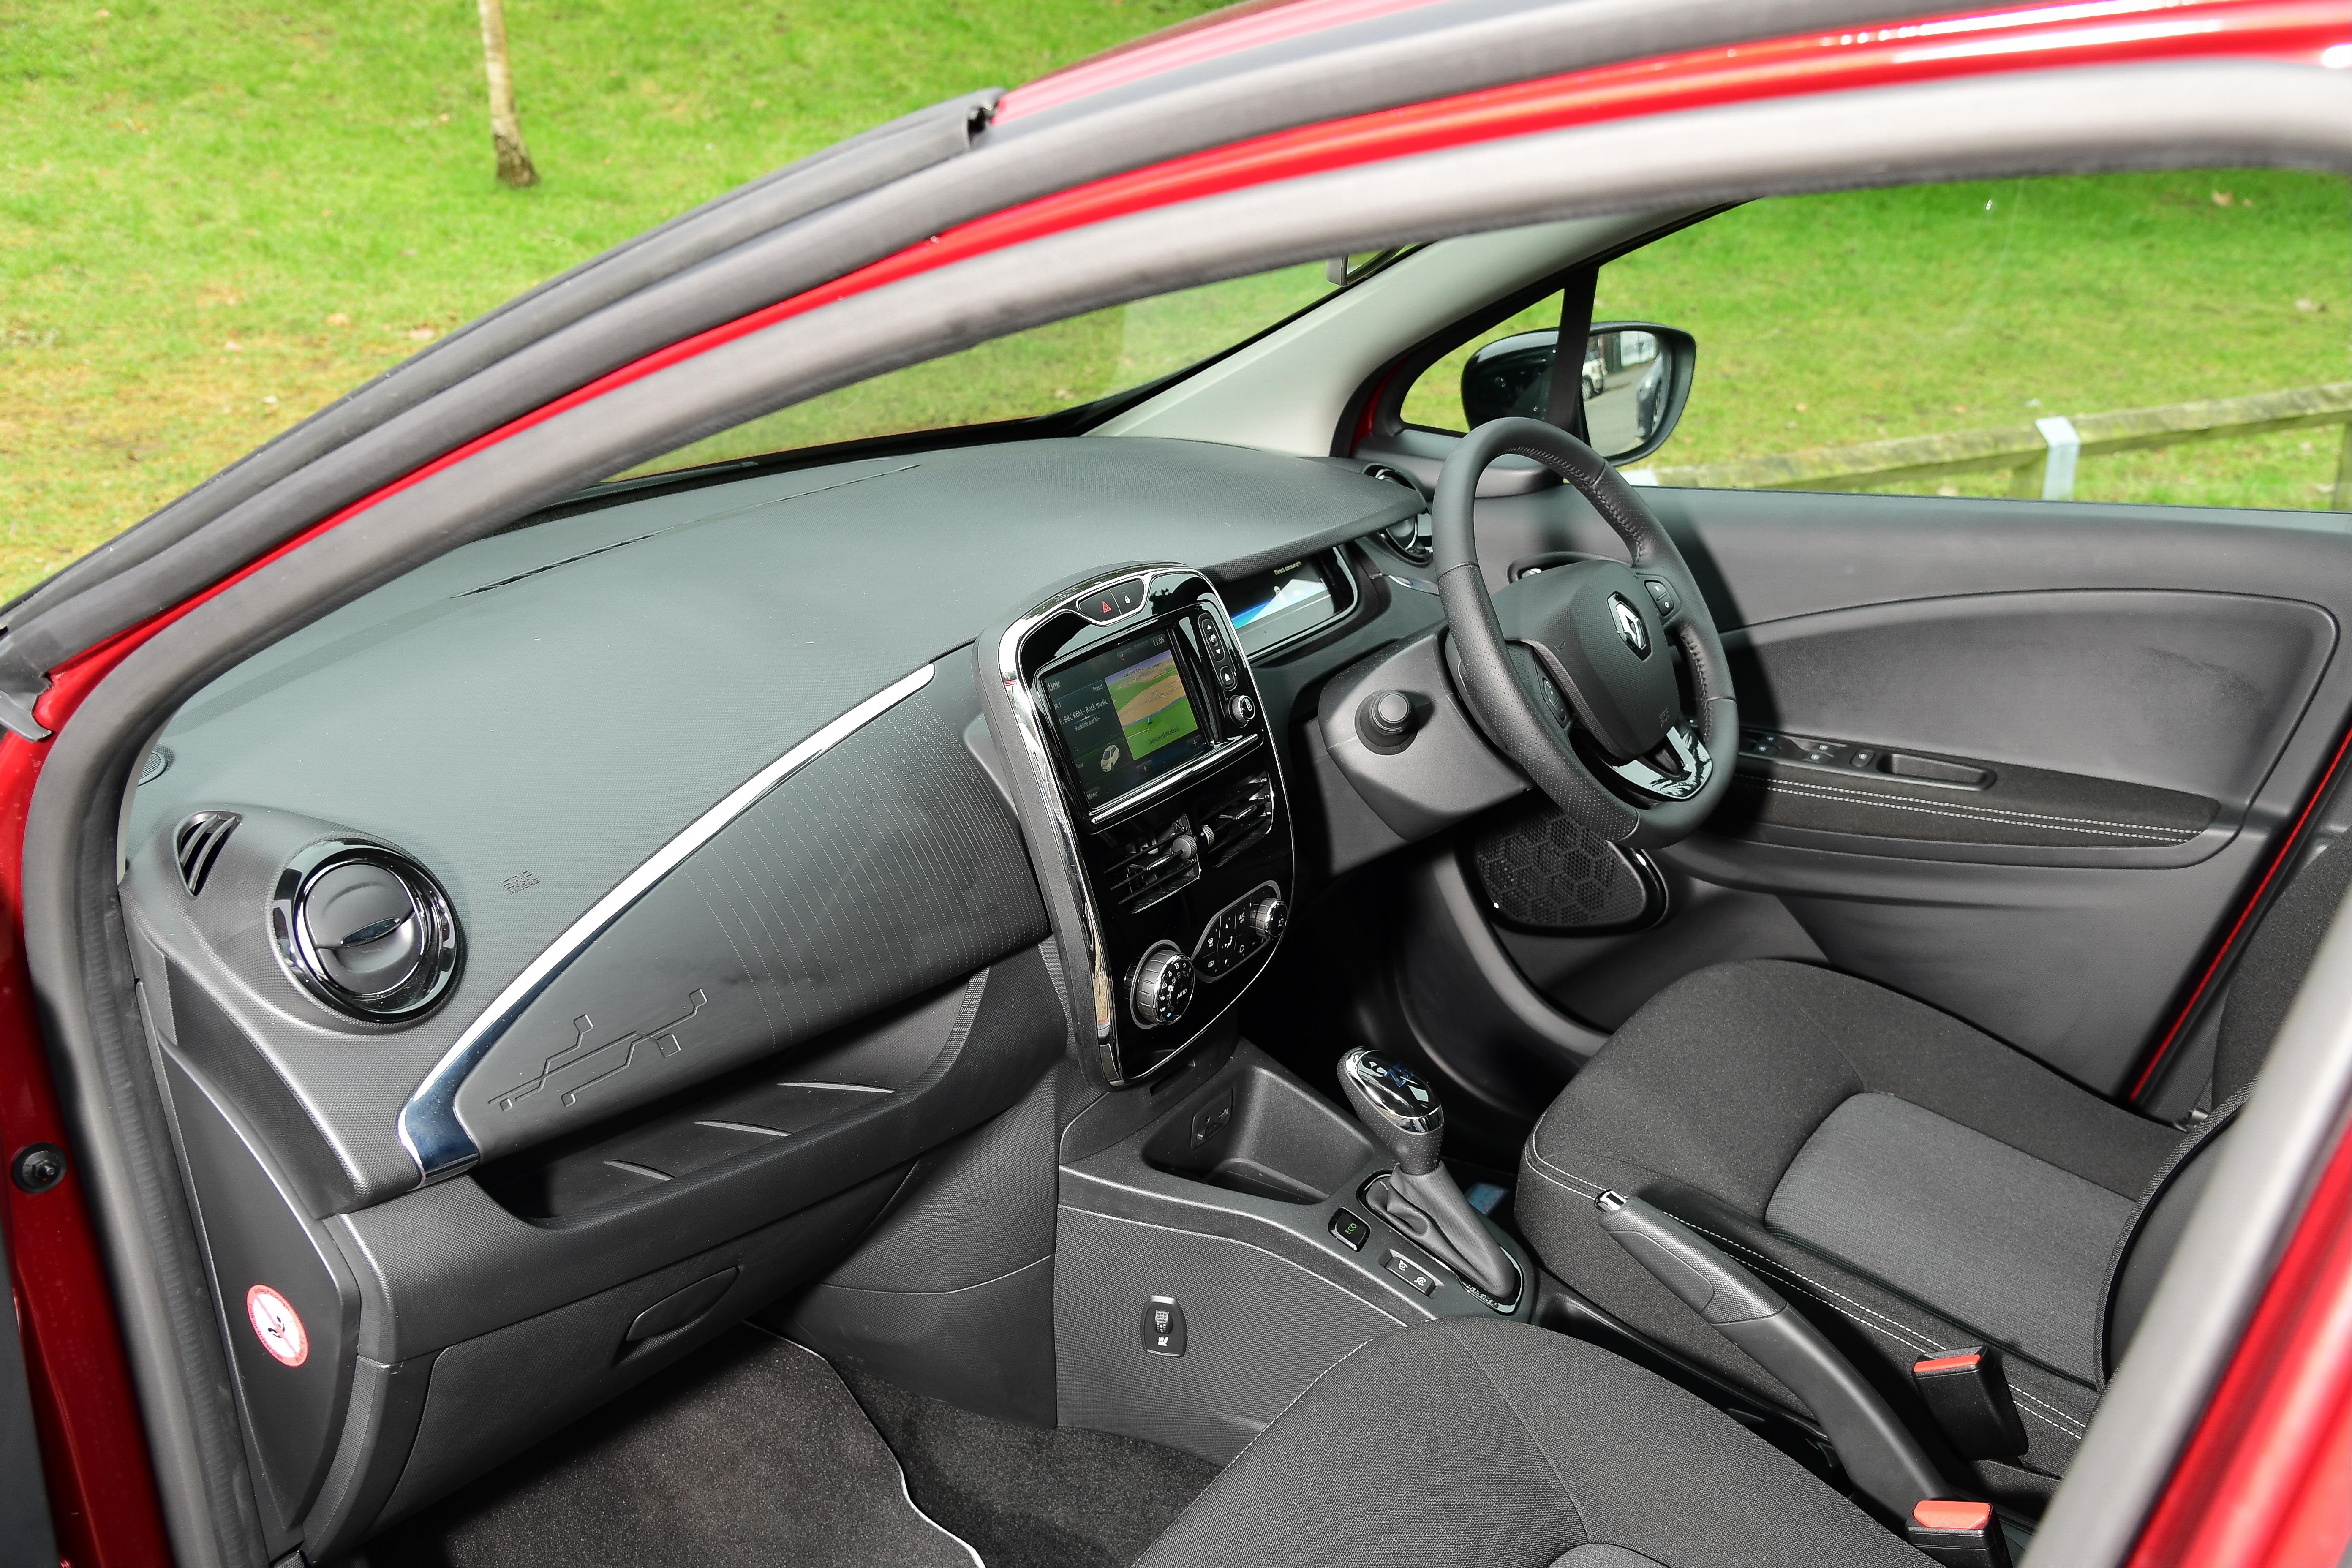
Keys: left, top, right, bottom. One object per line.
{"left": 619, "top": 260, "right": 1337, "bottom": 480}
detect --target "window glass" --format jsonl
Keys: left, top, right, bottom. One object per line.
{"left": 620, "top": 262, "right": 1331, "bottom": 479}
{"left": 1399, "top": 298, "right": 1560, "bottom": 432}
{"left": 1601, "top": 172, "right": 2349, "bottom": 509}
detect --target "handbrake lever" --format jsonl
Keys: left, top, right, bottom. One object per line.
{"left": 1593, "top": 1189, "right": 1949, "bottom": 1522}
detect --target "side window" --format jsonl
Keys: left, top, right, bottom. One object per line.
{"left": 1603, "top": 172, "right": 2349, "bottom": 509}
{"left": 1399, "top": 299, "right": 1563, "bottom": 433}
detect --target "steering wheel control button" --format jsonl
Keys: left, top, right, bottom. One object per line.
{"left": 1330, "top": 1209, "right": 1371, "bottom": 1252}
{"left": 1640, "top": 577, "right": 1680, "bottom": 618}
{"left": 1130, "top": 942, "right": 1195, "bottom": 1029}
{"left": 1141, "top": 1296, "right": 1187, "bottom": 1357}
{"left": 1384, "top": 1250, "right": 1439, "bottom": 1296}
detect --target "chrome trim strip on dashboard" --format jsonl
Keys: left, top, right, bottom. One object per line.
{"left": 996, "top": 565, "right": 1293, "bottom": 1089}
{"left": 997, "top": 569, "right": 1154, "bottom": 1084}
{"left": 1090, "top": 732, "right": 1260, "bottom": 828}
{"left": 395, "top": 662, "right": 938, "bottom": 1185}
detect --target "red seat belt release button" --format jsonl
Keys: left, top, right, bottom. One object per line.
{"left": 1911, "top": 1346, "right": 2029, "bottom": 1459}
{"left": 1907, "top": 1500, "right": 2011, "bottom": 1568}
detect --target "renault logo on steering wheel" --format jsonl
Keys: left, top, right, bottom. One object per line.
{"left": 1608, "top": 593, "right": 1650, "bottom": 658}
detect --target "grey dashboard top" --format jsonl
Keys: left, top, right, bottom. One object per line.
{"left": 124, "top": 436, "right": 1414, "bottom": 1203}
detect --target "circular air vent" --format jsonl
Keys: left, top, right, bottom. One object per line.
{"left": 271, "top": 842, "right": 460, "bottom": 1022}
{"left": 1362, "top": 465, "right": 1435, "bottom": 564}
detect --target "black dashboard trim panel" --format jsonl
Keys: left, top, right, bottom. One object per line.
{"left": 340, "top": 945, "right": 1065, "bottom": 1364}
{"left": 397, "top": 662, "right": 940, "bottom": 1184}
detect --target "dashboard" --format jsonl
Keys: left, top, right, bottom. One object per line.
{"left": 114, "top": 436, "right": 1430, "bottom": 1551}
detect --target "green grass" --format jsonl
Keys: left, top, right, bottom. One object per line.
{"left": 0, "top": 0, "right": 1229, "bottom": 597}
{"left": 1406, "top": 172, "right": 2352, "bottom": 509}
{"left": 8, "top": 11, "right": 2348, "bottom": 608}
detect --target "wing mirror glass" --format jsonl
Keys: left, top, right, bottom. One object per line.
{"left": 1459, "top": 322, "right": 1696, "bottom": 465}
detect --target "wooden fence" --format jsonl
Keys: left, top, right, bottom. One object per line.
{"left": 1626, "top": 382, "right": 2351, "bottom": 503}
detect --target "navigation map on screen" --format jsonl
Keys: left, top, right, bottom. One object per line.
{"left": 1044, "top": 627, "right": 1209, "bottom": 809}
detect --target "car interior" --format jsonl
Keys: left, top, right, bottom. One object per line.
{"left": 104, "top": 171, "right": 2349, "bottom": 1567}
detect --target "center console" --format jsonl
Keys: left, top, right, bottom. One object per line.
{"left": 991, "top": 565, "right": 1295, "bottom": 1087}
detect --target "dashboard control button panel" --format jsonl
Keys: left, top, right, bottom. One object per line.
{"left": 1003, "top": 566, "right": 1296, "bottom": 1087}
{"left": 1193, "top": 881, "right": 1287, "bottom": 980}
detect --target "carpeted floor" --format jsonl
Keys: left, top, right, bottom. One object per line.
{"left": 350, "top": 1329, "right": 976, "bottom": 1567}
{"left": 837, "top": 1361, "right": 1220, "bottom": 1567}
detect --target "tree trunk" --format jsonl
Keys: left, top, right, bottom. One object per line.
{"left": 476, "top": 0, "right": 539, "bottom": 188}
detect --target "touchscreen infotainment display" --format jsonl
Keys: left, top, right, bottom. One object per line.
{"left": 1043, "top": 626, "right": 1211, "bottom": 809}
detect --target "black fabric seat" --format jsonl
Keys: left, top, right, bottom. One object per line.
{"left": 1516, "top": 836, "right": 2347, "bottom": 1507}
{"left": 1140, "top": 1318, "right": 1925, "bottom": 1568}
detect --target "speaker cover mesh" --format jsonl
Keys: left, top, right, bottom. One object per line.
{"left": 1471, "top": 800, "right": 1653, "bottom": 931}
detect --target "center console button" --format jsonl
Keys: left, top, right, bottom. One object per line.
{"left": 1384, "top": 1250, "right": 1438, "bottom": 1296}
{"left": 1141, "top": 1296, "right": 1187, "bottom": 1357}
{"left": 1226, "top": 692, "right": 1257, "bottom": 725}
{"left": 1330, "top": 1209, "right": 1371, "bottom": 1252}
{"left": 1243, "top": 893, "right": 1288, "bottom": 944}
{"left": 1130, "top": 943, "right": 1195, "bottom": 1028}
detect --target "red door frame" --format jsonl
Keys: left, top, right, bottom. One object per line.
{"left": 2, "top": 3, "right": 2343, "bottom": 1560}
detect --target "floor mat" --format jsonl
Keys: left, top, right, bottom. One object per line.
{"left": 838, "top": 1363, "right": 1220, "bottom": 1567}
{"left": 351, "top": 1328, "right": 976, "bottom": 1567}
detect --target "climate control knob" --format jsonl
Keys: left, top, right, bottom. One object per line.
{"left": 1243, "top": 893, "right": 1289, "bottom": 943}
{"left": 1130, "top": 943, "right": 1195, "bottom": 1029}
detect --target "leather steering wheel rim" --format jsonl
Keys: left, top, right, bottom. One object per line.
{"left": 1432, "top": 416, "right": 1737, "bottom": 849}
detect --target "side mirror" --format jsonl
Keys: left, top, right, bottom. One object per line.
{"left": 1459, "top": 322, "right": 1696, "bottom": 465}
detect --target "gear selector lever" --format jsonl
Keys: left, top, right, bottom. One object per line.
{"left": 1338, "top": 1049, "right": 1519, "bottom": 1301}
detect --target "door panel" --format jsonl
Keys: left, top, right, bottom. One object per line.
{"left": 1727, "top": 590, "right": 2334, "bottom": 813}
{"left": 1430, "top": 481, "right": 2349, "bottom": 1098}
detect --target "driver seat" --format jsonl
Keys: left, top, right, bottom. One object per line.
{"left": 1514, "top": 830, "right": 2347, "bottom": 1507}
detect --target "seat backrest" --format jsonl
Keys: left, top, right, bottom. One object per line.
{"left": 2100, "top": 830, "right": 2347, "bottom": 1374}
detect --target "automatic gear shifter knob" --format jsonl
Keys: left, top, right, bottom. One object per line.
{"left": 1338, "top": 1048, "right": 1521, "bottom": 1303}
{"left": 1337, "top": 1049, "right": 1444, "bottom": 1176}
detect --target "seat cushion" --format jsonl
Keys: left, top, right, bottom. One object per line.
{"left": 1518, "top": 961, "right": 2180, "bottom": 1493}
{"left": 1138, "top": 1319, "right": 1924, "bottom": 1568}
{"left": 1766, "top": 1093, "right": 2135, "bottom": 1380}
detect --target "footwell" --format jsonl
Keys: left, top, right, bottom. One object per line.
{"left": 348, "top": 1328, "right": 976, "bottom": 1567}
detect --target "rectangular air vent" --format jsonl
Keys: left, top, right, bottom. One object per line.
{"left": 174, "top": 811, "right": 242, "bottom": 897}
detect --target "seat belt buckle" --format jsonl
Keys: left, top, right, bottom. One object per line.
{"left": 1911, "top": 1346, "right": 2029, "bottom": 1459}
{"left": 1907, "top": 1500, "right": 2012, "bottom": 1568}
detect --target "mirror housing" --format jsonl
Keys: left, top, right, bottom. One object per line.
{"left": 1459, "top": 322, "right": 1696, "bottom": 465}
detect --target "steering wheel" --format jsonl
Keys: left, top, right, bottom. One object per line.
{"left": 1432, "top": 417, "right": 1735, "bottom": 849}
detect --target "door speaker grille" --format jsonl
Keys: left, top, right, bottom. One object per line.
{"left": 173, "top": 811, "right": 242, "bottom": 897}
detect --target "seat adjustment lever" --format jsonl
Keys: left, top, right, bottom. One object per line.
{"left": 1593, "top": 1189, "right": 1949, "bottom": 1521}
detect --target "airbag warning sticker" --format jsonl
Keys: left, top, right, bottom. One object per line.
{"left": 246, "top": 1283, "right": 309, "bottom": 1367}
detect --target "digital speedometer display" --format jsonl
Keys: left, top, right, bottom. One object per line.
{"left": 1221, "top": 555, "right": 1347, "bottom": 655}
